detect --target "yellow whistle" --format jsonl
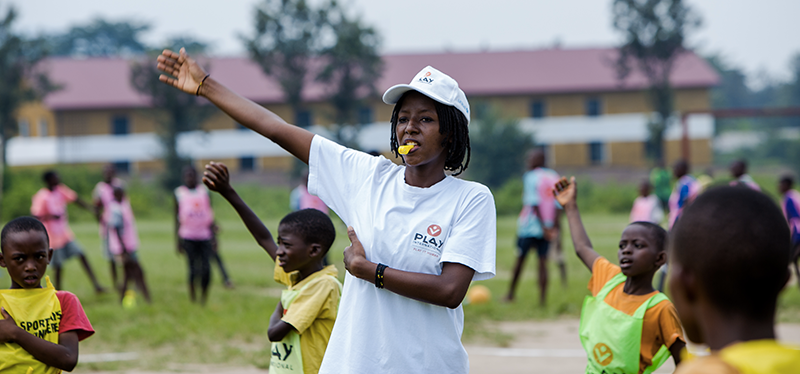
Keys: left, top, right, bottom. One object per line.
{"left": 398, "top": 145, "right": 413, "bottom": 155}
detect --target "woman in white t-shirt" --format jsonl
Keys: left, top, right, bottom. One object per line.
{"left": 157, "top": 49, "right": 496, "bottom": 373}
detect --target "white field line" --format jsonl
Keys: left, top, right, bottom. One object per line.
{"left": 80, "top": 352, "right": 139, "bottom": 363}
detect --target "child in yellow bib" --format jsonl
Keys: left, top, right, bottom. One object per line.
{"left": 554, "top": 177, "right": 685, "bottom": 374}
{"left": 669, "top": 186, "right": 800, "bottom": 374}
{"left": 0, "top": 217, "right": 95, "bottom": 373}
{"left": 204, "top": 162, "right": 341, "bottom": 374}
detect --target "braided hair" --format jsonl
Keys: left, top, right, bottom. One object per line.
{"left": 389, "top": 92, "right": 471, "bottom": 176}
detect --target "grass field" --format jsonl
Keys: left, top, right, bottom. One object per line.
{"left": 14, "top": 211, "right": 800, "bottom": 370}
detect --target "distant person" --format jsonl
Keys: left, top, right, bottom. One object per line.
{"left": 0, "top": 216, "right": 95, "bottom": 372}
{"left": 779, "top": 175, "right": 800, "bottom": 288}
{"left": 174, "top": 165, "right": 217, "bottom": 305}
{"left": 554, "top": 177, "right": 685, "bottom": 374}
{"left": 93, "top": 163, "right": 126, "bottom": 289}
{"left": 204, "top": 162, "right": 341, "bottom": 374}
{"left": 729, "top": 159, "right": 760, "bottom": 191}
{"left": 107, "top": 186, "right": 151, "bottom": 304}
{"left": 649, "top": 161, "right": 672, "bottom": 211}
{"left": 630, "top": 180, "right": 664, "bottom": 224}
{"left": 696, "top": 168, "right": 714, "bottom": 193}
{"left": 668, "top": 160, "right": 700, "bottom": 229}
{"left": 670, "top": 186, "right": 800, "bottom": 373}
{"left": 290, "top": 171, "right": 329, "bottom": 214}
{"left": 505, "top": 149, "right": 561, "bottom": 305}
{"left": 31, "top": 170, "right": 106, "bottom": 292}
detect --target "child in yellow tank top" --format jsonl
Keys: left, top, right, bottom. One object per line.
{"left": 0, "top": 217, "right": 95, "bottom": 373}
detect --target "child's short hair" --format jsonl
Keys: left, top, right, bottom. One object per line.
{"left": 780, "top": 174, "right": 794, "bottom": 187}
{"left": 670, "top": 186, "right": 790, "bottom": 319}
{"left": 629, "top": 221, "right": 667, "bottom": 252}
{"left": 1, "top": 216, "right": 49, "bottom": 252}
{"left": 42, "top": 170, "right": 57, "bottom": 183}
{"left": 279, "top": 209, "right": 336, "bottom": 254}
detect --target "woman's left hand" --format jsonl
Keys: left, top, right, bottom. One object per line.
{"left": 343, "top": 226, "right": 369, "bottom": 278}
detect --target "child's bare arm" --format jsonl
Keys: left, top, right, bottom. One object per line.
{"left": 669, "top": 339, "right": 685, "bottom": 366}
{"left": 267, "top": 302, "right": 294, "bottom": 342}
{"left": 553, "top": 177, "right": 601, "bottom": 271}
{"left": 157, "top": 49, "right": 313, "bottom": 164}
{"left": 0, "top": 308, "right": 79, "bottom": 371}
{"left": 203, "top": 162, "right": 278, "bottom": 260}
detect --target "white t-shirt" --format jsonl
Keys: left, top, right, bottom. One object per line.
{"left": 308, "top": 135, "right": 496, "bottom": 374}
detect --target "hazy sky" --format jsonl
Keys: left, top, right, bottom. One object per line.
{"left": 6, "top": 0, "right": 799, "bottom": 86}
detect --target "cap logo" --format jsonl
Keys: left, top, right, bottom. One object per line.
{"left": 418, "top": 71, "right": 434, "bottom": 85}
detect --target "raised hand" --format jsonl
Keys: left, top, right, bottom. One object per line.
{"left": 553, "top": 176, "right": 577, "bottom": 208}
{"left": 156, "top": 48, "right": 208, "bottom": 95}
{"left": 203, "top": 162, "right": 233, "bottom": 195}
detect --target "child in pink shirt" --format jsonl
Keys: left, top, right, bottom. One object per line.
{"left": 31, "top": 171, "right": 105, "bottom": 293}
{"left": 92, "top": 163, "right": 126, "bottom": 288}
{"left": 174, "top": 165, "right": 216, "bottom": 305}
{"left": 630, "top": 180, "right": 664, "bottom": 224}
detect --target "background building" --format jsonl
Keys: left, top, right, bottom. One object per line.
{"left": 10, "top": 47, "right": 719, "bottom": 174}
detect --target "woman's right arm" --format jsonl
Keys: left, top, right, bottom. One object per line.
{"left": 157, "top": 48, "right": 314, "bottom": 164}
{"left": 553, "top": 177, "right": 600, "bottom": 271}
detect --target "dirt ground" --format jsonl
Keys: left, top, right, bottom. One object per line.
{"left": 81, "top": 319, "right": 800, "bottom": 374}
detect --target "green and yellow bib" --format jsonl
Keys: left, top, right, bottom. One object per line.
{"left": 579, "top": 273, "right": 670, "bottom": 374}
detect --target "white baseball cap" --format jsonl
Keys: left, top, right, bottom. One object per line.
{"left": 382, "top": 66, "right": 471, "bottom": 125}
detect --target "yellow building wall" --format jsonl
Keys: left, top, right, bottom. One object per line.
{"left": 674, "top": 89, "right": 711, "bottom": 112}
{"left": 608, "top": 141, "right": 647, "bottom": 167}
{"left": 552, "top": 143, "right": 589, "bottom": 167}
{"left": 16, "top": 102, "right": 56, "bottom": 137}
{"left": 665, "top": 138, "right": 712, "bottom": 167}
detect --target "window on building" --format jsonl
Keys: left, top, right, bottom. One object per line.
{"left": 585, "top": 97, "right": 602, "bottom": 117}
{"left": 589, "top": 142, "right": 605, "bottom": 165}
{"left": 113, "top": 161, "right": 130, "bottom": 174}
{"left": 112, "top": 115, "right": 129, "bottom": 135}
{"left": 38, "top": 119, "right": 48, "bottom": 137}
{"left": 530, "top": 100, "right": 546, "bottom": 118}
{"left": 18, "top": 119, "right": 30, "bottom": 137}
{"left": 240, "top": 156, "right": 255, "bottom": 172}
{"left": 358, "top": 106, "right": 373, "bottom": 125}
{"left": 295, "top": 110, "right": 312, "bottom": 128}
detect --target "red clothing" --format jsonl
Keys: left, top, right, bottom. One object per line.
{"left": 56, "top": 291, "right": 94, "bottom": 341}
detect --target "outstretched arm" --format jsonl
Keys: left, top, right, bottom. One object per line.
{"left": 0, "top": 308, "right": 80, "bottom": 371}
{"left": 157, "top": 48, "right": 314, "bottom": 164}
{"left": 343, "top": 227, "right": 474, "bottom": 309}
{"left": 203, "top": 162, "right": 278, "bottom": 260}
{"left": 553, "top": 177, "right": 600, "bottom": 271}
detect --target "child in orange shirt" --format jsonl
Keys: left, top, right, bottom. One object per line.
{"left": 670, "top": 186, "right": 800, "bottom": 373}
{"left": 554, "top": 177, "right": 685, "bottom": 374}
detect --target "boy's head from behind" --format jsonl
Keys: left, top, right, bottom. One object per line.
{"left": 276, "top": 209, "right": 336, "bottom": 273}
{"left": 638, "top": 179, "right": 653, "bottom": 197}
{"left": 618, "top": 221, "right": 667, "bottom": 277}
{"left": 0, "top": 217, "right": 52, "bottom": 289}
{"left": 42, "top": 170, "right": 59, "bottom": 188}
{"left": 779, "top": 174, "right": 793, "bottom": 194}
{"left": 669, "top": 186, "right": 790, "bottom": 344}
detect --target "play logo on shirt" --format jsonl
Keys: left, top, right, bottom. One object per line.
{"left": 411, "top": 223, "right": 446, "bottom": 259}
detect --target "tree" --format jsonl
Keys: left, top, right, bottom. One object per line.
{"left": 130, "top": 38, "right": 215, "bottom": 190}
{"left": 0, "top": 4, "right": 53, "bottom": 215}
{"left": 242, "top": 0, "right": 330, "bottom": 125}
{"left": 48, "top": 18, "right": 149, "bottom": 57}
{"left": 468, "top": 105, "right": 534, "bottom": 189}
{"left": 316, "top": 6, "right": 383, "bottom": 148}
{"left": 613, "top": 0, "right": 701, "bottom": 164}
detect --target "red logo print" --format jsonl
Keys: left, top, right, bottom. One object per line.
{"left": 427, "top": 224, "right": 442, "bottom": 237}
